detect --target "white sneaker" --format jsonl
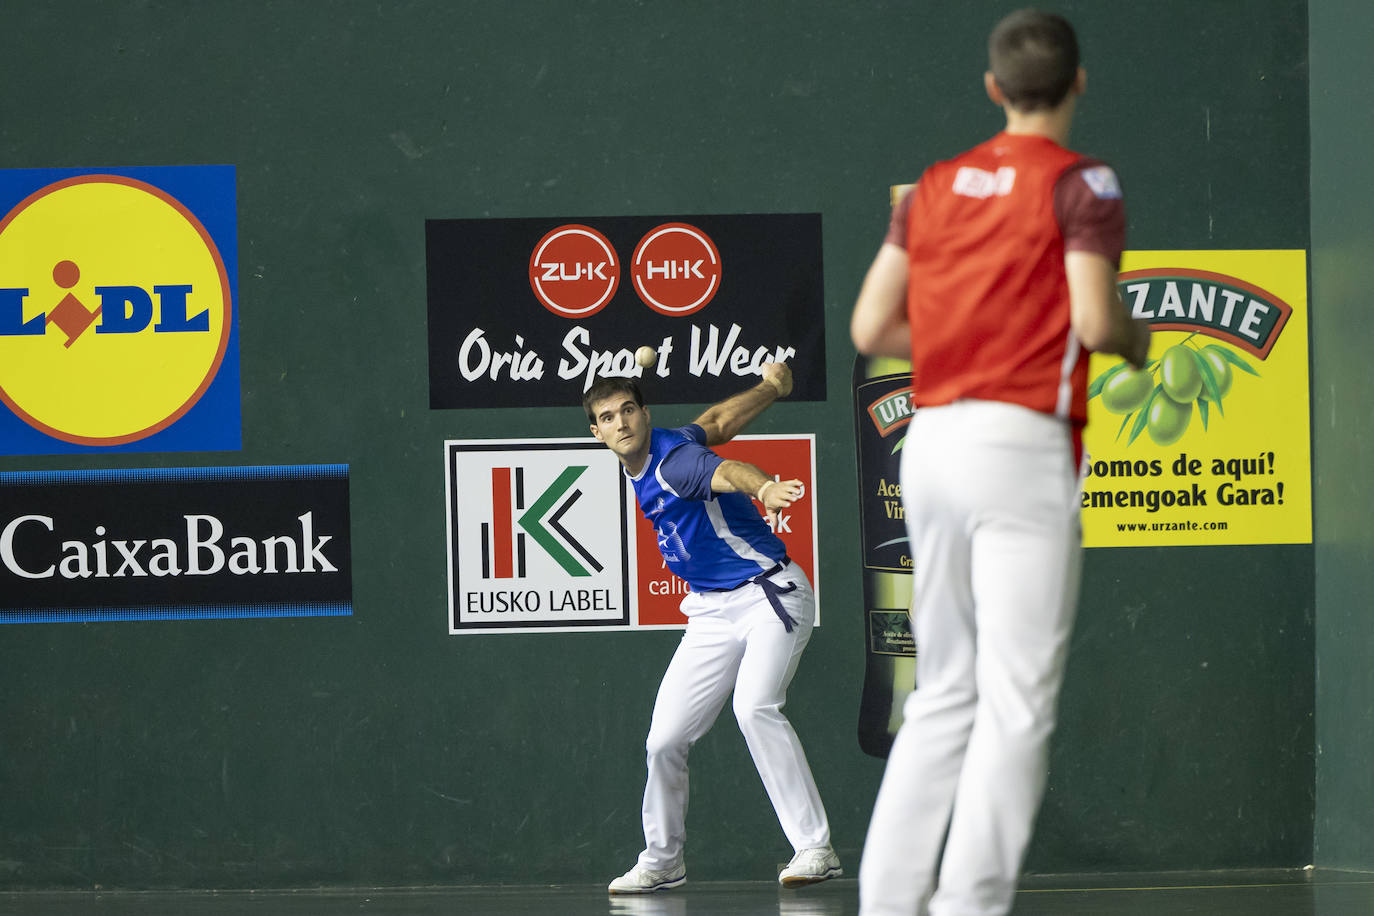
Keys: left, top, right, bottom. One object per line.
{"left": 607, "top": 862, "right": 687, "bottom": 894}
{"left": 778, "top": 846, "right": 842, "bottom": 887}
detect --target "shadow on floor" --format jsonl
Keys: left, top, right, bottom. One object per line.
{"left": 1, "top": 868, "right": 1372, "bottom": 915}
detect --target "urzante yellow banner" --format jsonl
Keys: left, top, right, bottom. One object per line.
{"left": 1082, "top": 250, "right": 1310, "bottom": 547}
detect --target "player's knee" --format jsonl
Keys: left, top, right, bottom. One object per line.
{"left": 997, "top": 707, "right": 1058, "bottom": 747}
{"left": 733, "top": 696, "right": 785, "bottom": 733}
{"left": 645, "top": 726, "right": 690, "bottom": 761}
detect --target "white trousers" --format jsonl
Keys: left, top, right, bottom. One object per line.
{"left": 637, "top": 563, "right": 831, "bottom": 870}
{"left": 859, "top": 401, "right": 1083, "bottom": 916}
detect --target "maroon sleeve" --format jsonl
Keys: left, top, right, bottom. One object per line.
{"left": 1054, "top": 161, "right": 1126, "bottom": 267}
{"left": 883, "top": 185, "right": 916, "bottom": 248}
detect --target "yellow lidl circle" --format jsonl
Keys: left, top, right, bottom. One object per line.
{"left": 0, "top": 175, "right": 230, "bottom": 444}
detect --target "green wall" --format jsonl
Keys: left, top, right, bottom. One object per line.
{"left": 1311, "top": 0, "right": 1374, "bottom": 872}
{"left": 0, "top": 0, "right": 1314, "bottom": 889}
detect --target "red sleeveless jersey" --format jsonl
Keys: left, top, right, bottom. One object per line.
{"left": 894, "top": 132, "right": 1124, "bottom": 426}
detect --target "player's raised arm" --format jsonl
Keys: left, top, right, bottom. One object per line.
{"left": 692, "top": 361, "right": 792, "bottom": 446}
{"left": 709, "top": 459, "right": 804, "bottom": 529}
{"left": 851, "top": 243, "right": 912, "bottom": 359}
{"left": 1065, "top": 250, "right": 1151, "bottom": 368}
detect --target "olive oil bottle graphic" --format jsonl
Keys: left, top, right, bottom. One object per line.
{"left": 854, "top": 183, "right": 918, "bottom": 759}
{"left": 854, "top": 354, "right": 918, "bottom": 757}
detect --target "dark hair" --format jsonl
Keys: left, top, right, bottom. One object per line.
{"left": 988, "top": 9, "right": 1080, "bottom": 111}
{"left": 583, "top": 376, "right": 645, "bottom": 422}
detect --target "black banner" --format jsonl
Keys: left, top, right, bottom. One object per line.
{"left": 426, "top": 213, "right": 826, "bottom": 408}
{"left": 0, "top": 465, "right": 351, "bottom": 623}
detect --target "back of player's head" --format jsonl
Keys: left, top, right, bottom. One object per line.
{"left": 583, "top": 376, "right": 645, "bottom": 422}
{"left": 988, "top": 9, "right": 1080, "bottom": 111}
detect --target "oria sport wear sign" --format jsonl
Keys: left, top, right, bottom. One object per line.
{"left": 426, "top": 213, "right": 826, "bottom": 409}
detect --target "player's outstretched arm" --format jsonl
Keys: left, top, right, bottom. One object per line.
{"left": 710, "top": 459, "right": 804, "bottom": 527}
{"left": 693, "top": 362, "right": 792, "bottom": 446}
{"left": 1066, "top": 250, "right": 1151, "bottom": 368}
{"left": 851, "top": 243, "right": 911, "bottom": 359}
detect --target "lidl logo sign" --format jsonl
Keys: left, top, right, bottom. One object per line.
{"left": 0, "top": 166, "right": 240, "bottom": 455}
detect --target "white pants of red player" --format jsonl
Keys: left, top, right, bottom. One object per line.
{"left": 860, "top": 400, "right": 1083, "bottom": 916}
{"left": 636, "top": 564, "right": 831, "bottom": 871}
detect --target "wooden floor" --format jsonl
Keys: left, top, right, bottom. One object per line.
{"left": 0, "top": 869, "right": 1371, "bottom": 914}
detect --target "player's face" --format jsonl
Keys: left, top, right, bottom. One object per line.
{"left": 589, "top": 395, "right": 651, "bottom": 468}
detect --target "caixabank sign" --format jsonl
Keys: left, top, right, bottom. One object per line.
{"left": 426, "top": 213, "right": 826, "bottom": 408}
{"left": 0, "top": 465, "right": 351, "bottom": 624}
{"left": 0, "top": 166, "right": 240, "bottom": 455}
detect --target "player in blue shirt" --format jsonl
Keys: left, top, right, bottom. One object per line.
{"left": 584, "top": 362, "right": 841, "bottom": 895}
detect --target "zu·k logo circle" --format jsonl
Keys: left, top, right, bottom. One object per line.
{"left": 528, "top": 224, "right": 620, "bottom": 318}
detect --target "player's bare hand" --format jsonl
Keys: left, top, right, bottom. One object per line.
{"left": 758, "top": 478, "right": 803, "bottom": 509}
{"left": 758, "top": 477, "right": 803, "bottom": 528}
{"left": 762, "top": 361, "right": 793, "bottom": 397}
{"left": 1125, "top": 319, "right": 1152, "bottom": 369}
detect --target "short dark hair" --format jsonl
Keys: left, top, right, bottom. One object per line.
{"left": 583, "top": 376, "right": 645, "bottom": 422}
{"left": 988, "top": 9, "right": 1080, "bottom": 111}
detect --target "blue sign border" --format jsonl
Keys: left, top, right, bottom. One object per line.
{"left": 0, "top": 165, "right": 241, "bottom": 456}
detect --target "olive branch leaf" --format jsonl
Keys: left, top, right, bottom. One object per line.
{"left": 1126, "top": 385, "right": 1164, "bottom": 446}
{"left": 1213, "top": 346, "right": 1260, "bottom": 377}
{"left": 1191, "top": 347, "right": 1225, "bottom": 417}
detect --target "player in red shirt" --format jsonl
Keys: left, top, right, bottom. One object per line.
{"left": 849, "top": 10, "right": 1150, "bottom": 916}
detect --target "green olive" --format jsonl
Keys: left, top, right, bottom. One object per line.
{"left": 1147, "top": 395, "right": 1192, "bottom": 446}
{"left": 1200, "top": 345, "right": 1234, "bottom": 398}
{"left": 1160, "top": 345, "right": 1202, "bottom": 403}
{"left": 1100, "top": 367, "right": 1153, "bottom": 414}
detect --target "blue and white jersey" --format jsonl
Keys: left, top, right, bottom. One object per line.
{"left": 629, "top": 425, "right": 786, "bottom": 592}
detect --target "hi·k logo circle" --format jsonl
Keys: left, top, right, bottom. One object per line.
{"left": 529, "top": 221, "right": 720, "bottom": 318}
{"left": 0, "top": 166, "right": 240, "bottom": 455}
